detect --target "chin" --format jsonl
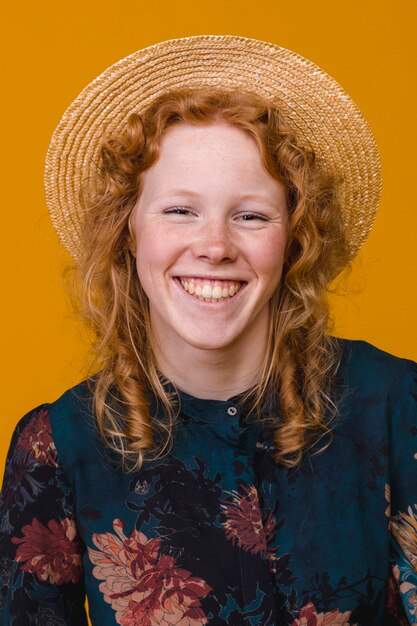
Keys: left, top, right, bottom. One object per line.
{"left": 184, "top": 337, "right": 235, "bottom": 351}
{"left": 179, "top": 329, "right": 240, "bottom": 352}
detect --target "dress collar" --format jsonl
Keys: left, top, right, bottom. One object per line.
{"left": 176, "top": 387, "right": 244, "bottom": 423}
{"left": 153, "top": 378, "right": 278, "bottom": 425}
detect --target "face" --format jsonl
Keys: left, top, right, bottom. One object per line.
{"left": 129, "top": 122, "right": 288, "bottom": 356}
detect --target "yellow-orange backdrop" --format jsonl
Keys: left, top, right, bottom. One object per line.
{"left": 1, "top": 0, "right": 416, "bottom": 471}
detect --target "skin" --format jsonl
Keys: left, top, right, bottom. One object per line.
{"left": 129, "top": 121, "right": 288, "bottom": 400}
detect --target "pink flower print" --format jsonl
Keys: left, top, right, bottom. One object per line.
{"left": 16, "top": 409, "right": 58, "bottom": 466}
{"left": 292, "top": 602, "right": 352, "bottom": 625}
{"left": 385, "top": 483, "right": 391, "bottom": 518}
{"left": 221, "top": 483, "right": 269, "bottom": 556}
{"left": 12, "top": 517, "right": 82, "bottom": 584}
{"left": 88, "top": 518, "right": 211, "bottom": 625}
{"left": 390, "top": 564, "right": 417, "bottom": 623}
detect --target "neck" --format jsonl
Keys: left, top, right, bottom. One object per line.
{"left": 151, "top": 326, "right": 269, "bottom": 401}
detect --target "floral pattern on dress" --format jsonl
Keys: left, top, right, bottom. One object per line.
{"left": 389, "top": 564, "right": 417, "bottom": 624}
{"left": 0, "top": 341, "right": 416, "bottom": 625}
{"left": 220, "top": 483, "right": 269, "bottom": 556}
{"left": 391, "top": 505, "right": 417, "bottom": 571}
{"left": 88, "top": 518, "right": 211, "bottom": 626}
{"left": 11, "top": 516, "right": 82, "bottom": 584}
{"left": 291, "top": 602, "right": 352, "bottom": 625}
{"left": 15, "top": 408, "right": 58, "bottom": 467}
{"left": 391, "top": 505, "right": 417, "bottom": 623}
{"left": 385, "top": 483, "right": 392, "bottom": 518}
{"left": 386, "top": 573, "right": 410, "bottom": 626}
{"left": 0, "top": 407, "right": 87, "bottom": 625}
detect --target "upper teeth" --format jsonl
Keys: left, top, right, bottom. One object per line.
{"left": 180, "top": 278, "right": 241, "bottom": 300}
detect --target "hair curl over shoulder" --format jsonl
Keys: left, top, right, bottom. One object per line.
{"left": 71, "top": 88, "right": 350, "bottom": 471}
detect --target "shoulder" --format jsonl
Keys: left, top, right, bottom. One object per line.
{"left": 6, "top": 380, "right": 98, "bottom": 486}
{"left": 46, "top": 378, "right": 95, "bottom": 435}
{"left": 7, "top": 379, "right": 94, "bottom": 457}
{"left": 46, "top": 379, "right": 100, "bottom": 476}
{"left": 4, "top": 404, "right": 60, "bottom": 472}
{"left": 332, "top": 339, "right": 416, "bottom": 449}
{"left": 336, "top": 339, "right": 416, "bottom": 465}
{"left": 337, "top": 337, "right": 417, "bottom": 397}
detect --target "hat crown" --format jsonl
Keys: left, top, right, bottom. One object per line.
{"left": 44, "top": 34, "right": 381, "bottom": 260}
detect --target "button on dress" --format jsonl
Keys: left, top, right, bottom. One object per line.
{"left": 0, "top": 339, "right": 416, "bottom": 625}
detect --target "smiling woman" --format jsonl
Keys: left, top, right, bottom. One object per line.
{"left": 130, "top": 122, "right": 289, "bottom": 389}
{"left": 1, "top": 35, "right": 416, "bottom": 626}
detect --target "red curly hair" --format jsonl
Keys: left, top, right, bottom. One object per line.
{"left": 71, "top": 87, "right": 350, "bottom": 471}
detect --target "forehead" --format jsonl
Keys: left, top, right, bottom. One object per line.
{"left": 136, "top": 121, "right": 286, "bottom": 209}
{"left": 158, "top": 121, "right": 260, "bottom": 157}
{"left": 141, "top": 122, "right": 269, "bottom": 186}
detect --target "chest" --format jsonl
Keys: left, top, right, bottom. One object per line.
{"left": 73, "top": 417, "right": 392, "bottom": 624}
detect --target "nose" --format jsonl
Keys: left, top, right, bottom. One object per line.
{"left": 191, "top": 218, "right": 238, "bottom": 264}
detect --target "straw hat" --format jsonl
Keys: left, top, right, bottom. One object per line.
{"left": 44, "top": 34, "right": 382, "bottom": 260}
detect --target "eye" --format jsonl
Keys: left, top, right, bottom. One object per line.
{"left": 164, "top": 206, "right": 193, "bottom": 215}
{"left": 237, "top": 211, "right": 268, "bottom": 222}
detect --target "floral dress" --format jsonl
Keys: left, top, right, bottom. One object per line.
{"left": 0, "top": 339, "right": 416, "bottom": 625}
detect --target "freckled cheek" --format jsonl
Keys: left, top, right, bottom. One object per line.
{"left": 135, "top": 231, "right": 181, "bottom": 287}
{"left": 253, "top": 233, "right": 287, "bottom": 280}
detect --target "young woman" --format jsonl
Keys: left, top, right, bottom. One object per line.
{"left": 1, "top": 36, "right": 416, "bottom": 625}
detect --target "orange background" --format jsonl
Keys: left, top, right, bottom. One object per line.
{"left": 1, "top": 0, "right": 416, "bottom": 468}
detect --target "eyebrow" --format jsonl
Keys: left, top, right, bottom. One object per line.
{"left": 238, "top": 193, "right": 282, "bottom": 204}
{"left": 155, "top": 189, "right": 281, "bottom": 205}
{"left": 154, "top": 189, "right": 201, "bottom": 199}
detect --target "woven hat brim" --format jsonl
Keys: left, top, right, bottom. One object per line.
{"left": 44, "top": 34, "right": 382, "bottom": 260}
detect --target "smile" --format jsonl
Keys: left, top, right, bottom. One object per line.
{"left": 177, "top": 277, "right": 243, "bottom": 303}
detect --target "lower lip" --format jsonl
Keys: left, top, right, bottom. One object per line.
{"left": 173, "top": 278, "right": 246, "bottom": 306}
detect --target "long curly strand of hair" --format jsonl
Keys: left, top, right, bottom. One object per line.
{"left": 70, "top": 87, "right": 351, "bottom": 471}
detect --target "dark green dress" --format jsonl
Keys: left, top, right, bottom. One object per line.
{"left": 1, "top": 339, "right": 416, "bottom": 625}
